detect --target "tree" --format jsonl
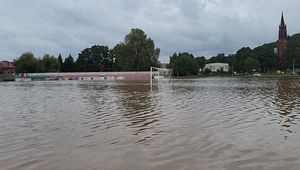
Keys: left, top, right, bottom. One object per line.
{"left": 253, "top": 44, "right": 277, "bottom": 72}
{"left": 114, "top": 28, "right": 160, "bottom": 71}
{"left": 234, "top": 47, "right": 258, "bottom": 72}
{"left": 178, "top": 52, "right": 194, "bottom": 58}
{"left": 172, "top": 54, "right": 199, "bottom": 76}
{"left": 284, "top": 38, "right": 300, "bottom": 69}
{"left": 42, "top": 54, "right": 59, "bottom": 72}
{"left": 36, "top": 59, "right": 45, "bottom": 73}
{"left": 57, "top": 54, "right": 63, "bottom": 72}
{"left": 244, "top": 57, "right": 260, "bottom": 73}
{"left": 169, "top": 52, "right": 194, "bottom": 69}
{"left": 207, "top": 53, "right": 228, "bottom": 63}
{"left": 14, "top": 52, "right": 39, "bottom": 73}
{"left": 195, "top": 56, "right": 206, "bottom": 69}
{"left": 64, "top": 54, "right": 75, "bottom": 72}
{"left": 76, "top": 45, "right": 115, "bottom": 72}
{"left": 168, "top": 53, "right": 178, "bottom": 68}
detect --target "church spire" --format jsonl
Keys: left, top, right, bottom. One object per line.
{"left": 278, "top": 12, "right": 287, "bottom": 40}
{"left": 280, "top": 12, "right": 285, "bottom": 26}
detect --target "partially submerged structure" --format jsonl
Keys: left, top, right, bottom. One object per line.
{"left": 0, "top": 61, "right": 15, "bottom": 81}
{"left": 16, "top": 72, "right": 152, "bottom": 81}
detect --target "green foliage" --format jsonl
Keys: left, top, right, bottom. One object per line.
{"left": 76, "top": 45, "right": 115, "bottom": 72}
{"left": 114, "top": 28, "right": 160, "bottom": 71}
{"left": 195, "top": 56, "right": 206, "bottom": 69}
{"left": 253, "top": 44, "right": 277, "bottom": 72}
{"left": 204, "top": 68, "right": 211, "bottom": 74}
{"left": 14, "top": 52, "right": 39, "bottom": 73}
{"left": 14, "top": 52, "right": 58, "bottom": 73}
{"left": 57, "top": 54, "right": 63, "bottom": 72}
{"left": 284, "top": 34, "right": 300, "bottom": 68}
{"left": 12, "top": 30, "right": 300, "bottom": 74}
{"left": 64, "top": 54, "right": 75, "bottom": 72}
{"left": 168, "top": 53, "right": 178, "bottom": 69}
{"left": 233, "top": 47, "right": 256, "bottom": 72}
{"left": 244, "top": 57, "right": 260, "bottom": 73}
{"left": 42, "top": 54, "right": 59, "bottom": 72}
{"left": 172, "top": 54, "right": 199, "bottom": 76}
{"left": 169, "top": 52, "right": 194, "bottom": 68}
{"left": 207, "top": 53, "right": 228, "bottom": 64}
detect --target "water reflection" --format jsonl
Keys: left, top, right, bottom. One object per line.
{"left": 76, "top": 81, "right": 163, "bottom": 143}
{"left": 76, "top": 82, "right": 120, "bottom": 131}
{"left": 275, "top": 77, "right": 300, "bottom": 136}
{"left": 115, "top": 83, "right": 163, "bottom": 142}
{"left": 276, "top": 77, "right": 298, "bottom": 115}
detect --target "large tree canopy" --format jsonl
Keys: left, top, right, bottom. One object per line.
{"left": 14, "top": 52, "right": 39, "bottom": 73}
{"left": 114, "top": 28, "right": 160, "bottom": 71}
{"left": 76, "top": 45, "right": 115, "bottom": 72}
{"left": 172, "top": 54, "right": 199, "bottom": 76}
{"left": 42, "top": 54, "right": 59, "bottom": 72}
{"left": 64, "top": 54, "right": 75, "bottom": 72}
{"left": 253, "top": 44, "right": 277, "bottom": 72}
{"left": 244, "top": 57, "right": 260, "bottom": 73}
{"left": 284, "top": 34, "right": 300, "bottom": 69}
{"left": 195, "top": 56, "right": 206, "bottom": 69}
{"left": 14, "top": 52, "right": 58, "bottom": 73}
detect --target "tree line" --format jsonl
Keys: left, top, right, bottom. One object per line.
{"left": 168, "top": 45, "right": 277, "bottom": 76}
{"left": 169, "top": 33, "right": 300, "bottom": 76}
{"left": 14, "top": 53, "right": 59, "bottom": 73}
{"left": 13, "top": 28, "right": 160, "bottom": 73}
{"left": 13, "top": 28, "right": 300, "bottom": 75}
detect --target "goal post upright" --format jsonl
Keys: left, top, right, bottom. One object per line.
{"left": 150, "top": 67, "right": 159, "bottom": 86}
{"left": 150, "top": 67, "right": 173, "bottom": 88}
{"left": 150, "top": 67, "right": 153, "bottom": 86}
{"left": 158, "top": 68, "right": 160, "bottom": 85}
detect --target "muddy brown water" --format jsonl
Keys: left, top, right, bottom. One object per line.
{"left": 1, "top": 77, "right": 300, "bottom": 170}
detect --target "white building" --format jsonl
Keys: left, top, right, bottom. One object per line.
{"left": 203, "top": 63, "right": 229, "bottom": 72}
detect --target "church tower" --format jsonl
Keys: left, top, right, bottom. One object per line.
{"left": 277, "top": 12, "right": 288, "bottom": 58}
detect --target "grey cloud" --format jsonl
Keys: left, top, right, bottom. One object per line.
{"left": 0, "top": 0, "right": 299, "bottom": 63}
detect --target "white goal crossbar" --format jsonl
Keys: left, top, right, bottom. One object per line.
{"left": 150, "top": 67, "right": 173, "bottom": 87}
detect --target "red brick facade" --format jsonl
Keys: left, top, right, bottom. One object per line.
{"left": 277, "top": 12, "right": 288, "bottom": 70}
{"left": 0, "top": 61, "right": 15, "bottom": 75}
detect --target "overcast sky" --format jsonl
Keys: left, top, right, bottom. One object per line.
{"left": 0, "top": 0, "right": 300, "bottom": 62}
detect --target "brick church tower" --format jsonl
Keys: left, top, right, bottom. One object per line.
{"left": 277, "top": 12, "right": 288, "bottom": 58}
{"left": 277, "top": 12, "right": 288, "bottom": 70}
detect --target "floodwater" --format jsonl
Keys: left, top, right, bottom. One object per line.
{"left": 1, "top": 77, "right": 300, "bottom": 170}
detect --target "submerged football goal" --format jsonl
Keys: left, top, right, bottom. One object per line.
{"left": 150, "top": 67, "right": 173, "bottom": 87}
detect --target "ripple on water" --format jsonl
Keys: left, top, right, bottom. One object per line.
{"left": 1, "top": 78, "right": 300, "bottom": 169}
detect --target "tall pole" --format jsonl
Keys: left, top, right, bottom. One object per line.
{"left": 158, "top": 68, "right": 160, "bottom": 85}
{"left": 150, "top": 67, "right": 152, "bottom": 87}
{"left": 293, "top": 58, "right": 295, "bottom": 75}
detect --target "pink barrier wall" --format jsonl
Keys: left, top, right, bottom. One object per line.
{"left": 27, "top": 72, "right": 154, "bottom": 80}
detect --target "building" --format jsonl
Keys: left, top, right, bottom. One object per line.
{"left": 203, "top": 63, "right": 229, "bottom": 72}
{"left": 0, "top": 61, "right": 15, "bottom": 81}
{"left": 277, "top": 12, "right": 288, "bottom": 69}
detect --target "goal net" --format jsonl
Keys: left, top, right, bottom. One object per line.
{"left": 150, "top": 67, "right": 173, "bottom": 86}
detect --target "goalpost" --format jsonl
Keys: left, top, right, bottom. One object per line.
{"left": 150, "top": 67, "right": 173, "bottom": 87}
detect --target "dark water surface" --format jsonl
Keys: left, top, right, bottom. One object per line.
{"left": 1, "top": 77, "right": 300, "bottom": 170}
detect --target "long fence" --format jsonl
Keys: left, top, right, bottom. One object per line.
{"left": 16, "top": 72, "right": 157, "bottom": 81}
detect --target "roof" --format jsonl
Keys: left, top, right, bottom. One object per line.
{"left": 205, "top": 63, "right": 229, "bottom": 66}
{"left": 0, "top": 61, "right": 15, "bottom": 68}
